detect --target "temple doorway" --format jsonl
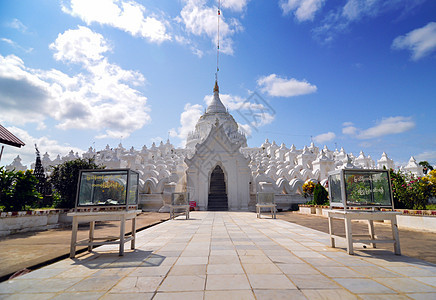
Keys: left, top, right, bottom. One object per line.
{"left": 208, "top": 165, "right": 228, "bottom": 211}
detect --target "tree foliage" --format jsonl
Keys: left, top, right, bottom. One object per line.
{"left": 313, "top": 183, "right": 329, "bottom": 205}
{"left": 390, "top": 169, "right": 434, "bottom": 210}
{"left": 49, "top": 158, "right": 103, "bottom": 208}
{"left": 0, "top": 167, "right": 41, "bottom": 211}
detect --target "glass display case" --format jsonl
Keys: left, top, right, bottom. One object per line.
{"left": 327, "top": 169, "right": 393, "bottom": 209}
{"left": 75, "top": 169, "right": 139, "bottom": 209}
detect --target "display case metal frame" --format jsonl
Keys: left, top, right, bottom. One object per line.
{"left": 327, "top": 169, "right": 394, "bottom": 210}
{"left": 74, "top": 168, "right": 139, "bottom": 210}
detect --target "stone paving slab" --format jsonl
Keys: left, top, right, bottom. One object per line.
{"left": 0, "top": 212, "right": 169, "bottom": 279}
{"left": 1, "top": 211, "right": 436, "bottom": 299}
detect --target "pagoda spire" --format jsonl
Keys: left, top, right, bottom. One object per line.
{"left": 206, "top": 79, "right": 226, "bottom": 114}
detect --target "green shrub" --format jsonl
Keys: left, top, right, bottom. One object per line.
{"left": 49, "top": 158, "right": 103, "bottom": 208}
{"left": 390, "top": 169, "right": 431, "bottom": 210}
{"left": 313, "top": 183, "right": 329, "bottom": 205}
{"left": 0, "top": 167, "right": 41, "bottom": 211}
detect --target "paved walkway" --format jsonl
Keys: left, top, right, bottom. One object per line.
{"left": 1, "top": 212, "right": 436, "bottom": 299}
{"left": 0, "top": 212, "right": 169, "bottom": 280}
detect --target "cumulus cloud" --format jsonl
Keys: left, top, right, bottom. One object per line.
{"left": 0, "top": 26, "right": 151, "bottom": 139}
{"left": 313, "top": 131, "right": 335, "bottom": 144}
{"left": 257, "top": 74, "right": 317, "bottom": 97}
{"left": 392, "top": 22, "right": 436, "bottom": 61}
{"left": 62, "top": 0, "right": 171, "bottom": 43}
{"left": 1, "top": 126, "right": 84, "bottom": 167}
{"left": 221, "top": 0, "right": 250, "bottom": 12}
{"left": 169, "top": 103, "right": 204, "bottom": 145}
{"left": 342, "top": 116, "right": 415, "bottom": 139}
{"left": 177, "top": 0, "right": 243, "bottom": 55}
{"left": 342, "top": 122, "right": 357, "bottom": 135}
{"left": 280, "top": 0, "right": 325, "bottom": 22}
{"left": 237, "top": 122, "right": 252, "bottom": 137}
{"left": 50, "top": 26, "right": 110, "bottom": 64}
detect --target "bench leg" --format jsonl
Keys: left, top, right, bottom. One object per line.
{"left": 88, "top": 221, "right": 95, "bottom": 252}
{"left": 119, "top": 214, "right": 125, "bottom": 256}
{"left": 345, "top": 217, "right": 354, "bottom": 255}
{"left": 368, "top": 220, "right": 376, "bottom": 248}
{"left": 131, "top": 217, "right": 136, "bottom": 250}
{"left": 70, "top": 217, "right": 78, "bottom": 259}
{"left": 328, "top": 216, "right": 335, "bottom": 248}
{"left": 391, "top": 217, "right": 401, "bottom": 255}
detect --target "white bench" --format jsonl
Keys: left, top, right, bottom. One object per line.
{"left": 326, "top": 209, "right": 401, "bottom": 255}
{"left": 256, "top": 192, "right": 276, "bottom": 219}
{"left": 68, "top": 210, "right": 140, "bottom": 258}
{"left": 169, "top": 192, "right": 190, "bottom": 220}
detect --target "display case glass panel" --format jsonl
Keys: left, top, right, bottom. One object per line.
{"left": 76, "top": 169, "right": 139, "bottom": 208}
{"left": 328, "top": 169, "right": 393, "bottom": 209}
{"left": 329, "top": 173, "right": 342, "bottom": 205}
{"left": 171, "top": 192, "right": 189, "bottom": 205}
{"left": 256, "top": 192, "right": 275, "bottom": 205}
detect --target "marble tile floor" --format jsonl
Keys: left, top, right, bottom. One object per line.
{"left": 1, "top": 211, "right": 436, "bottom": 299}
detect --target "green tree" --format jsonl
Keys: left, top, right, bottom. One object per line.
{"left": 313, "top": 183, "right": 329, "bottom": 205}
{"left": 49, "top": 158, "right": 103, "bottom": 208}
{"left": 0, "top": 167, "right": 41, "bottom": 211}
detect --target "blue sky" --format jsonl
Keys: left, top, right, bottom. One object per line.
{"left": 1, "top": 0, "right": 435, "bottom": 167}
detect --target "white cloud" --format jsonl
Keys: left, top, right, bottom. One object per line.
{"left": 342, "top": 116, "right": 415, "bottom": 139}
{"left": 50, "top": 26, "right": 110, "bottom": 64}
{"left": 6, "top": 18, "right": 28, "bottom": 33}
{"left": 342, "top": 125, "right": 357, "bottom": 135}
{"left": 313, "top": 0, "right": 426, "bottom": 43}
{"left": 177, "top": 0, "right": 242, "bottom": 55}
{"left": 237, "top": 122, "right": 252, "bottom": 137}
{"left": 221, "top": 0, "right": 249, "bottom": 12}
{"left": 1, "top": 126, "right": 84, "bottom": 167}
{"left": 169, "top": 103, "right": 204, "bottom": 146}
{"left": 280, "top": 0, "right": 325, "bottom": 22}
{"left": 392, "top": 22, "right": 436, "bottom": 61}
{"left": 257, "top": 74, "right": 317, "bottom": 97}
{"left": 415, "top": 151, "right": 436, "bottom": 165}
{"left": 252, "top": 112, "right": 275, "bottom": 127}
{"left": 62, "top": 0, "right": 171, "bottom": 43}
{"left": 313, "top": 131, "right": 335, "bottom": 143}
{"left": 1, "top": 38, "right": 33, "bottom": 53}
{"left": 0, "top": 27, "right": 151, "bottom": 139}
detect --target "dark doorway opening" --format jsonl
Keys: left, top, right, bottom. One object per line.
{"left": 208, "top": 165, "right": 228, "bottom": 211}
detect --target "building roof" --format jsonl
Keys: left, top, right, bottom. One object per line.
{"left": 0, "top": 124, "right": 25, "bottom": 148}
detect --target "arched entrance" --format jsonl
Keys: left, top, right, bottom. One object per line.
{"left": 208, "top": 165, "right": 228, "bottom": 211}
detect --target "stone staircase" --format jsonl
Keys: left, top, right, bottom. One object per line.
{"left": 208, "top": 166, "right": 228, "bottom": 211}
